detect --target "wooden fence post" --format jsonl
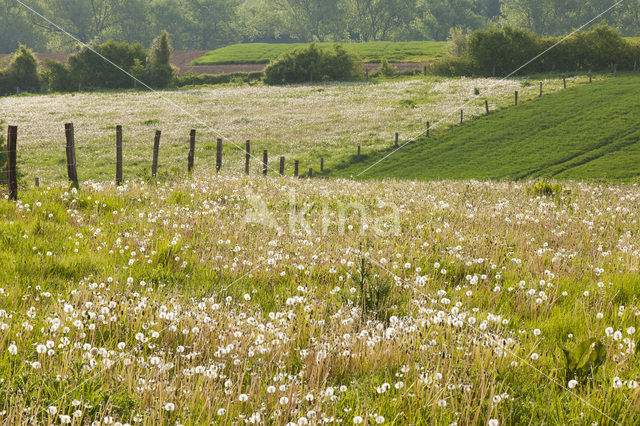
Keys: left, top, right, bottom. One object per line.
{"left": 116, "top": 125, "right": 123, "bottom": 186}
{"left": 320, "top": 157, "right": 324, "bottom": 172}
{"left": 539, "top": 81, "right": 543, "bottom": 97}
{"left": 423, "top": 65, "right": 427, "bottom": 76}
{"left": 35, "top": 177, "right": 39, "bottom": 188}
{"left": 589, "top": 70, "right": 592, "bottom": 83}
{"left": 188, "top": 130, "right": 196, "bottom": 173}
{"left": 152, "top": 130, "right": 161, "bottom": 178}
{"left": 64, "top": 123, "right": 79, "bottom": 189}
{"left": 7, "top": 126, "right": 17, "bottom": 201}
{"left": 357, "top": 145, "right": 361, "bottom": 160}
{"left": 563, "top": 77, "right": 566, "bottom": 89}
{"left": 308, "top": 168, "right": 313, "bottom": 178}
{"left": 215, "top": 137, "right": 222, "bottom": 173}
{"left": 395, "top": 132, "right": 399, "bottom": 148}
{"left": 515, "top": 90, "right": 518, "bottom": 105}
{"left": 280, "top": 156, "right": 285, "bottom": 176}
{"left": 460, "top": 109, "right": 463, "bottom": 125}
{"left": 485, "top": 100, "right": 489, "bottom": 114}
{"left": 245, "top": 140, "right": 250, "bottom": 175}
{"left": 426, "top": 121, "right": 430, "bottom": 137}
{"left": 262, "top": 150, "right": 268, "bottom": 176}
{"left": 294, "top": 160, "right": 299, "bottom": 177}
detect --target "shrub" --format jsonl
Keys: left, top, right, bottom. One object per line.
{"left": 437, "top": 24, "right": 640, "bottom": 77}
{"left": 430, "top": 55, "right": 477, "bottom": 76}
{"left": 176, "top": 71, "right": 264, "bottom": 87}
{"left": 377, "top": 57, "right": 396, "bottom": 77}
{"left": 68, "top": 40, "right": 148, "bottom": 89}
{"left": 5, "top": 44, "right": 41, "bottom": 94}
{"left": 43, "top": 59, "right": 77, "bottom": 92}
{"left": 264, "top": 43, "right": 364, "bottom": 85}
{"left": 148, "top": 31, "right": 177, "bottom": 88}
{"left": 447, "top": 27, "right": 469, "bottom": 57}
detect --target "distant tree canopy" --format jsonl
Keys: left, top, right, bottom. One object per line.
{"left": 2, "top": 0, "right": 640, "bottom": 53}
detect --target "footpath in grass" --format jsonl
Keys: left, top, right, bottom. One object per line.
{"left": 192, "top": 41, "right": 447, "bottom": 65}
{"left": 329, "top": 75, "right": 640, "bottom": 182}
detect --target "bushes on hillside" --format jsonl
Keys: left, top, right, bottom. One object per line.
{"left": 264, "top": 43, "right": 364, "bottom": 85}
{"left": 433, "top": 24, "right": 640, "bottom": 77}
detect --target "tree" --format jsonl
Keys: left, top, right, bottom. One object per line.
{"left": 6, "top": 44, "right": 41, "bottom": 93}
{"left": 184, "top": 0, "right": 239, "bottom": 49}
{"left": 272, "top": 0, "right": 345, "bottom": 41}
{"left": 148, "top": 31, "right": 176, "bottom": 88}
{"left": 341, "top": 0, "right": 418, "bottom": 41}
{"left": 0, "top": 0, "right": 46, "bottom": 53}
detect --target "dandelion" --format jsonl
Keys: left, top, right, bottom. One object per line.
{"left": 164, "top": 402, "right": 175, "bottom": 412}
{"left": 488, "top": 420, "right": 499, "bottom": 426}
{"left": 279, "top": 396, "right": 289, "bottom": 405}
{"left": 437, "top": 400, "right": 447, "bottom": 407}
{"left": 59, "top": 415, "right": 72, "bottom": 424}
{"left": 375, "top": 415, "right": 385, "bottom": 424}
{"left": 239, "top": 394, "right": 249, "bottom": 402}
{"left": 8, "top": 344, "right": 17, "bottom": 355}
{"left": 568, "top": 380, "right": 578, "bottom": 389}
{"left": 217, "top": 408, "right": 226, "bottom": 416}
{"left": 353, "top": 416, "right": 364, "bottom": 424}
{"left": 47, "top": 406, "right": 57, "bottom": 415}
{"left": 530, "top": 353, "right": 539, "bottom": 361}
{"left": 267, "top": 386, "right": 276, "bottom": 393}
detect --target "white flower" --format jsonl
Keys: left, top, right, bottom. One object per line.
{"left": 627, "top": 327, "right": 636, "bottom": 335}
{"left": 279, "top": 396, "right": 289, "bottom": 405}
{"left": 8, "top": 344, "right": 17, "bottom": 355}
{"left": 267, "top": 386, "right": 276, "bottom": 393}
{"left": 533, "top": 329, "right": 541, "bottom": 336}
{"left": 164, "top": 402, "right": 175, "bottom": 411}
{"left": 437, "top": 399, "right": 447, "bottom": 407}
{"left": 375, "top": 415, "right": 385, "bottom": 424}
{"left": 239, "top": 393, "right": 249, "bottom": 402}
{"left": 217, "top": 408, "right": 226, "bottom": 416}
{"left": 613, "top": 377, "right": 623, "bottom": 389}
{"left": 59, "top": 415, "right": 72, "bottom": 424}
{"left": 530, "top": 353, "right": 539, "bottom": 361}
{"left": 353, "top": 416, "right": 364, "bottom": 424}
{"left": 568, "top": 380, "right": 578, "bottom": 389}
{"left": 488, "top": 420, "right": 499, "bottom": 426}
{"left": 47, "top": 406, "right": 57, "bottom": 415}
{"left": 36, "top": 344, "right": 47, "bottom": 354}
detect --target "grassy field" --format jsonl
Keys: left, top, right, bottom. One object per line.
{"left": 1, "top": 175, "right": 640, "bottom": 424}
{"left": 0, "top": 74, "right": 598, "bottom": 186}
{"left": 330, "top": 74, "right": 640, "bottom": 182}
{"left": 191, "top": 41, "right": 447, "bottom": 65}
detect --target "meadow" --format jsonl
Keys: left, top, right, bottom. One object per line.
{"left": 331, "top": 74, "right": 640, "bottom": 182}
{"left": 191, "top": 41, "right": 448, "bottom": 65}
{"left": 1, "top": 174, "right": 640, "bottom": 424}
{"left": 0, "top": 74, "right": 596, "bottom": 186}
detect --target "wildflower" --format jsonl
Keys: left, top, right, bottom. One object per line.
{"left": 375, "top": 415, "right": 385, "bottom": 424}
{"left": 239, "top": 394, "right": 249, "bottom": 402}
{"left": 47, "top": 406, "right": 57, "bottom": 415}
{"left": 279, "top": 396, "right": 289, "bottom": 405}
{"left": 59, "top": 415, "right": 72, "bottom": 424}
{"left": 164, "top": 402, "right": 175, "bottom": 412}
{"left": 437, "top": 399, "right": 447, "bottom": 407}
{"left": 488, "top": 420, "right": 499, "bottom": 426}
{"left": 530, "top": 353, "right": 539, "bottom": 361}
{"left": 568, "top": 380, "right": 578, "bottom": 389}
{"left": 217, "top": 408, "right": 226, "bottom": 416}
{"left": 353, "top": 416, "right": 364, "bottom": 424}
{"left": 267, "top": 386, "right": 276, "bottom": 393}
{"left": 8, "top": 344, "right": 17, "bottom": 355}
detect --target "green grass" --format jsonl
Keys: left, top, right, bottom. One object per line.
{"left": 329, "top": 74, "right": 640, "bottom": 182}
{"left": 191, "top": 41, "right": 447, "bottom": 65}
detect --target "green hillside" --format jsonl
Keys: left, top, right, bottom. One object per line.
{"left": 329, "top": 75, "right": 640, "bottom": 182}
{"left": 192, "top": 41, "right": 447, "bottom": 65}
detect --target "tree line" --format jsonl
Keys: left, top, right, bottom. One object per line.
{"left": 1, "top": 0, "right": 640, "bottom": 54}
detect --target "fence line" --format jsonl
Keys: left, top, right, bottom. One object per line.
{"left": 2, "top": 72, "right": 606, "bottom": 199}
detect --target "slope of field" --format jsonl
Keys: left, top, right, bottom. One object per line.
{"left": 192, "top": 41, "right": 447, "bottom": 65}
{"left": 1, "top": 75, "right": 590, "bottom": 185}
{"left": 1, "top": 176, "right": 640, "bottom": 423}
{"left": 330, "top": 75, "right": 640, "bottom": 182}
